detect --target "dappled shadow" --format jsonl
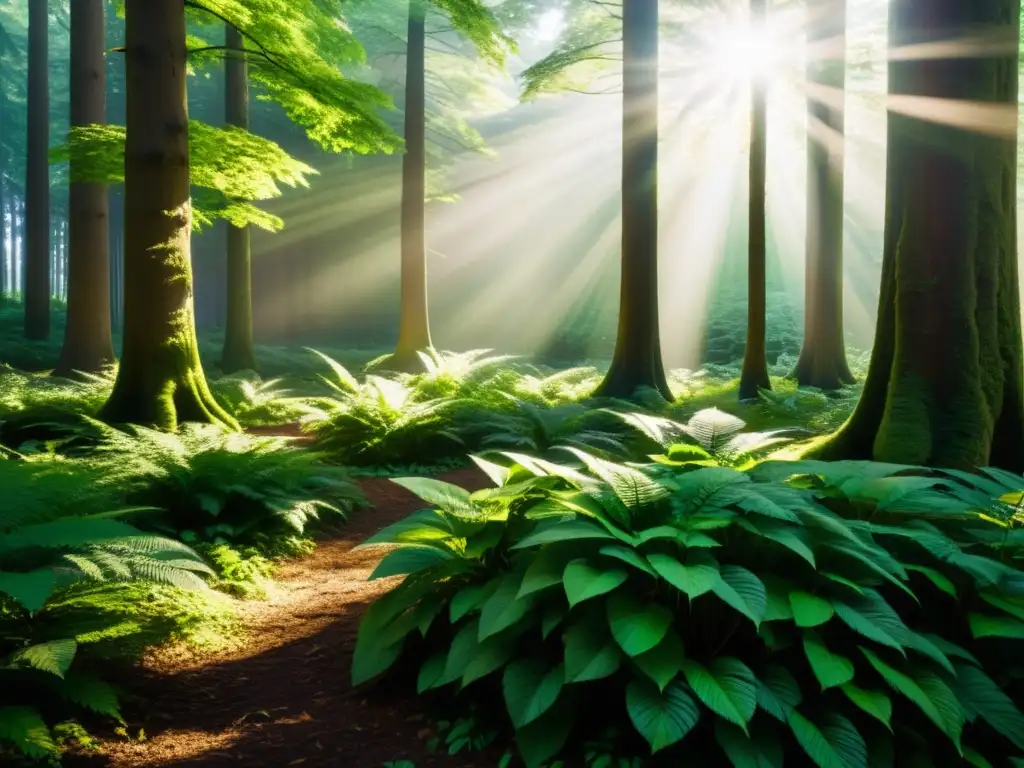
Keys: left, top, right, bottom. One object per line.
{"left": 65, "top": 468, "right": 495, "bottom": 768}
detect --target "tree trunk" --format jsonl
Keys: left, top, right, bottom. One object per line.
{"left": 24, "top": 0, "right": 49, "bottom": 340}
{"left": 98, "top": 0, "right": 236, "bottom": 431}
{"left": 55, "top": 0, "right": 114, "bottom": 377}
{"left": 592, "top": 0, "right": 672, "bottom": 401}
{"left": 219, "top": 24, "right": 258, "bottom": 373}
{"left": 792, "top": 0, "right": 854, "bottom": 390}
{"left": 815, "top": 0, "right": 1024, "bottom": 470}
{"left": 738, "top": 0, "right": 772, "bottom": 400}
{"left": 381, "top": 0, "right": 432, "bottom": 373}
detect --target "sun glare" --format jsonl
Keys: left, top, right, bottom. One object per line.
{"left": 690, "top": 13, "right": 799, "bottom": 84}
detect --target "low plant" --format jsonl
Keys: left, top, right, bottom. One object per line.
{"left": 350, "top": 453, "right": 1024, "bottom": 767}
{"left": 208, "top": 374, "right": 306, "bottom": 428}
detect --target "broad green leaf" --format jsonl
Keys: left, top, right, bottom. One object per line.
{"left": 599, "top": 544, "right": 657, "bottom": 577}
{"left": 369, "top": 545, "right": 454, "bottom": 580}
{"left": 632, "top": 629, "right": 685, "bottom": 691}
{"left": 951, "top": 664, "right": 1024, "bottom": 751}
{"left": 541, "top": 601, "right": 565, "bottom": 639}
{"left": 712, "top": 565, "right": 767, "bottom": 627}
{"left": 915, "top": 670, "right": 965, "bottom": 752}
{"left": 980, "top": 592, "right": 1024, "bottom": 621}
{"left": 715, "top": 721, "right": 784, "bottom": 768}
{"left": 860, "top": 647, "right": 946, "bottom": 738}
{"left": 417, "top": 653, "right": 448, "bottom": 693}
{"left": 841, "top": 684, "right": 892, "bottom": 729}
{"left": 54, "top": 673, "right": 123, "bottom": 721}
{"left": 462, "top": 631, "right": 519, "bottom": 687}
{"left": 479, "top": 573, "right": 533, "bottom": 641}
{"left": 963, "top": 747, "right": 994, "bottom": 768}
{"left": 906, "top": 565, "right": 957, "bottom": 597}
{"left": 8, "top": 639, "right": 77, "bottom": 679}
{"left": 390, "top": 477, "right": 474, "bottom": 513}
{"left": 802, "top": 631, "right": 854, "bottom": 690}
{"left": 439, "top": 620, "right": 482, "bottom": 685}
{"left": 756, "top": 664, "right": 802, "bottom": 721}
{"left": 968, "top": 613, "right": 1024, "bottom": 639}
{"left": 790, "top": 591, "right": 835, "bottom": 628}
{"left": 834, "top": 594, "right": 905, "bottom": 652}
{"left": 625, "top": 677, "right": 701, "bottom": 753}
{"left": 606, "top": 593, "right": 673, "bottom": 657}
{"left": 0, "top": 706, "right": 57, "bottom": 758}
{"left": 647, "top": 551, "right": 719, "bottom": 599}
{"left": 512, "top": 519, "right": 616, "bottom": 549}
{"left": 787, "top": 710, "right": 859, "bottom": 768}
{"left": 450, "top": 582, "right": 496, "bottom": 623}
{"left": 0, "top": 569, "right": 57, "bottom": 613}
{"left": 682, "top": 658, "right": 757, "bottom": 732}
{"left": 514, "top": 702, "right": 574, "bottom": 768}
{"left": 359, "top": 508, "right": 453, "bottom": 547}
{"left": 502, "top": 660, "right": 564, "bottom": 728}
{"left": 564, "top": 614, "right": 622, "bottom": 683}
{"left": 517, "top": 547, "right": 575, "bottom": 598}
{"left": 563, "top": 559, "right": 627, "bottom": 607}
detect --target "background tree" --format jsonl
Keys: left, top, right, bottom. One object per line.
{"left": 816, "top": 0, "right": 1024, "bottom": 469}
{"left": 219, "top": 23, "right": 257, "bottom": 374}
{"left": 791, "top": 0, "right": 854, "bottom": 390}
{"left": 54, "top": 0, "right": 113, "bottom": 376}
{"left": 23, "top": 0, "right": 48, "bottom": 339}
{"left": 737, "top": 0, "right": 771, "bottom": 400}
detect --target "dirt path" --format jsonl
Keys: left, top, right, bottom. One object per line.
{"left": 77, "top": 468, "right": 497, "bottom": 768}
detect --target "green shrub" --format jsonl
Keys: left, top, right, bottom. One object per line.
{"left": 83, "top": 420, "right": 364, "bottom": 547}
{"left": 208, "top": 373, "right": 307, "bottom": 428}
{"left": 350, "top": 455, "right": 1024, "bottom": 768}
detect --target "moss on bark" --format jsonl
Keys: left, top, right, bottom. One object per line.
{"left": 814, "top": 0, "right": 1024, "bottom": 470}
{"left": 98, "top": 0, "right": 237, "bottom": 432}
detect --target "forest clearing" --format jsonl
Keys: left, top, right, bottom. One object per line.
{"left": 2, "top": 0, "right": 1024, "bottom": 767}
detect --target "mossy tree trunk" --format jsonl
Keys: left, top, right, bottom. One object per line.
{"left": 792, "top": 0, "right": 854, "bottom": 390}
{"left": 220, "top": 23, "right": 258, "bottom": 374}
{"left": 382, "top": 0, "right": 432, "bottom": 374}
{"left": 815, "top": 0, "right": 1024, "bottom": 470}
{"left": 55, "top": 0, "right": 114, "bottom": 377}
{"left": 98, "top": 0, "right": 237, "bottom": 431}
{"left": 738, "top": 0, "right": 772, "bottom": 400}
{"left": 24, "top": 0, "right": 49, "bottom": 340}
{"left": 592, "top": 0, "right": 672, "bottom": 401}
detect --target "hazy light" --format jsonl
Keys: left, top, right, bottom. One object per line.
{"left": 534, "top": 9, "right": 565, "bottom": 43}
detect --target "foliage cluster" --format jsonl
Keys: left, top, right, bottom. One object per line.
{"left": 352, "top": 453, "right": 1024, "bottom": 767}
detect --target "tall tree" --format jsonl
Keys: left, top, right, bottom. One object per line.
{"left": 99, "top": 0, "right": 236, "bottom": 430}
{"left": 737, "top": 0, "right": 771, "bottom": 400}
{"left": 219, "top": 23, "right": 258, "bottom": 374}
{"left": 817, "top": 0, "right": 1024, "bottom": 470}
{"left": 791, "top": 0, "right": 854, "bottom": 390}
{"left": 54, "top": 0, "right": 114, "bottom": 376}
{"left": 24, "top": 0, "right": 49, "bottom": 340}
{"left": 382, "top": 0, "right": 433, "bottom": 372}
{"left": 592, "top": 0, "right": 672, "bottom": 400}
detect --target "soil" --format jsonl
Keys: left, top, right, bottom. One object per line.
{"left": 68, "top": 467, "right": 501, "bottom": 768}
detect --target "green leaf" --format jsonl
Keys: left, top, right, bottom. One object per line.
{"left": 564, "top": 615, "right": 622, "bottom": 683}
{"left": 599, "top": 544, "right": 657, "bottom": 577}
{"left": 390, "top": 477, "right": 474, "bottom": 513}
{"left": 915, "top": 670, "right": 964, "bottom": 752}
{"left": 360, "top": 508, "right": 453, "bottom": 547}
{"left": 514, "top": 702, "right": 574, "bottom": 768}
{"left": 788, "top": 710, "right": 866, "bottom": 768}
{"left": 632, "top": 629, "right": 685, "bottom": 691}
{"left": 840, "top": 684, "right": 892, "bottom": 729}
{"left": 756, "top": 665, "right": 802, "bottom": 721}
{"left": 512, "top": 519, "right": 616, "bottom": 549}
{"left": 563, "top": 559, "right": 628, "bottom": 607}
{"left": 502, "top": 660, "right": 565, "bottom": 728}
{"left": 625, "top": 677, "right": 701, "bottom": 753}
{"left": 681, "top": 658, "right": 758, "bottom": 733}
{"left": 478, "top": 574, "right": 533, "bottom": 641}
{"left": 8, "top": 639, "right": 77, "bottom": 678}
{"left": 0, "top": 707, "right": 57, "bottom": 758}
{"left": 969, "top": 613, "right": 1024, "bottom": 639}
{"left": 712, "top": 565, "right": 767, "bottom": 627}
{"left": 860, "top": 647, "right": 946, "bottom": 738}
{"left": 790, "top": 591, "right": 835, "bottom": 628}
{"left": 54, "top": 673, "right": 123, "bottom": 722}
{"left": 951, "top": 664, "right": 1024, "bottom": 751}
{"left": 963, "top": 747, "right": 994, "bottom": 768}
{"left": 0, "top": 569, "right": 57, "bottom": 612}
{"left": 906, "top": 565, "right": 957, "bottom": 597}
{"left": 647, "top": 551, "right": 719, "bottom": 599}
{"left": 606, "top": 592, "right": 673, "bottom": 657}
{"left": 440, "top": 620, "right": 482, "bottom": 686}
{"left": 462, "top": 632, "right": 519, "bottom": 686}
{"left": 517, "top": 547, "right": 575, "bottom": 598}
{"left": 369, "top": 546, "right": 454, "bottom": 580}
{"left": 417, "top": 654, "right": 448, "bottom": 693}
{"left": 802, "top": 631, "right": 854, "bottom": 690}
{"left": 715, "top": 721, "right": 784, "bottom": 768}
{"left": 450, "top": 583, "right": 495, "bottom": 623}
{"left": 541, "top": 601, "right": 565, "bottom": 639}
{"left": 834, "top": 594, "right": 905, "bottom": 652}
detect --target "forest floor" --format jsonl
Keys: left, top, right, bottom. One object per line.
{"left": 67, "top": 467, "right": 500, "bottom": 768}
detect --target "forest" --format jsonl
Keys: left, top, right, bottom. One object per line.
{"left": 2, "top": 0, "right": 1024, "bottom": 765}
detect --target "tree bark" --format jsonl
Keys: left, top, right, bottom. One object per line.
{"left": 592, "top": 0, "right": 672, "bottom": 401}
{"left": 738, "top": 0, "right": 772, "bottom": 400}
{"left": 219, "top": 24, "right": 258, "bottom": 373}
{"left": 98, "top": 0, "right": 236, "bottom": 431}
{"left": 792, "top": 0, "right": 855, "bottom": 390}
{"left": 815, "top": 0, "right": 1024, "bottom": 470}
{"left": 381, "top": 0, "right": 432, "bottom": 374}
{"left": 24, "top": 0, "right": 49, "bottom": 340}
{"left": 55, "top": 0, "right": 114, "bottom": 377}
